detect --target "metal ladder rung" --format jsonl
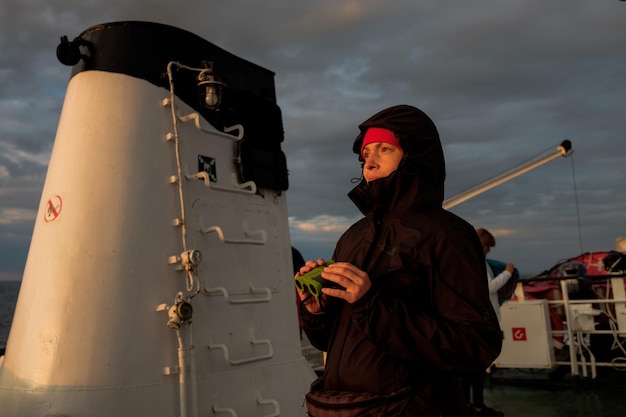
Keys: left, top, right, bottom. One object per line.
{"left": 203, "top": 284, "right": 271, "bottom": 304}
{"left": 177, "top": 110, "right": 244, "bottom": 140}
{"left": 186, "top": 171, "right": 257, "bottom": 195}
{"left": 208, "top": 329, "right": 274, "bottom": 365}
{"left": 201, "top": 224, "right": 266, "bottom": 245}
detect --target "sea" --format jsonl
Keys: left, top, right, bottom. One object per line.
{"left": 1, "top": 280, "right": 625, "bottom": 416}
{"left": 0, "top": 280, "right": 20, "bottom": 351}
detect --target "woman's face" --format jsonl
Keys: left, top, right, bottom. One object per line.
{"left": 362, "top": 142, "right": 404, "bottom": 183}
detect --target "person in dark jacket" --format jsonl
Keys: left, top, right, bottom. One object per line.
{"left": 296, "top": 105, "right": 503, "bottom": 416}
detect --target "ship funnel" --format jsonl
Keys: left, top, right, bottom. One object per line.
{"left": 0, "top": 21, "right": 315, "bottom": 416}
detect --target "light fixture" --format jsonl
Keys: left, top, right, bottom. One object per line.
{"left": 197, "top": 63, "right": 226, "bottom": 111}
{"left": 56, "top": 36, "right": 91, "bottom": 66}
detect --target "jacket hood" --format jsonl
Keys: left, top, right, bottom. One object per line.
{"left": 350, "top": 105, "right": 446, "bottom": 214}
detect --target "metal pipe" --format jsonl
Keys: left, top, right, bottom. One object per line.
{"left": 189, "top": 328, "right": 199, "bottom": 417}
{"left": 176, "top": 326, "right": 199, "bottom": 417}
{"left": 443, "top": 140, "right": 572, "bottom": 210}
{"left": 560, "top": 279, "right": 579, "bottom": 377}
{"left": 554, "top": 360, "right": 626, "bottom": 368}
{"left": 176, "top": 330, "right": 189, "bottom": 417}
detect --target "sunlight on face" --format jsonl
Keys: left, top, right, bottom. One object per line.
{"left": 362, "top": 142, "right": 404, "bottom": 183}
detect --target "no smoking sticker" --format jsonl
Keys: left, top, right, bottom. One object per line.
{"left": 44, "top": 195, "right": 63, "bottom": 222}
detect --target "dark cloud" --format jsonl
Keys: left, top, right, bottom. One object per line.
{"left": 1, "top": 0, "right": 625, "bottom": 279}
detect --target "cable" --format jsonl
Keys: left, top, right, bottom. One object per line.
{"left": 570, "top": 154, "right": 584, "bottom": 254}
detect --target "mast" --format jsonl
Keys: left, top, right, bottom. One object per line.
{"left": 443, "top": 140, "right": 573, "bottom": 210}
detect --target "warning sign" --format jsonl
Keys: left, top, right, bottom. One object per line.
{"left": 44, "top": 195, "right": 63, "bottom": 222}
{"left": 512, "top": 327, "right": 527, "bottom": 341}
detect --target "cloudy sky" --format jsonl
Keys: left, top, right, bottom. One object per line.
{"left": 1, "top": 1, "right": 625, "bottom": 281}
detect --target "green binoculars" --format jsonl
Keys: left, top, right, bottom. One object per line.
{"left": 294, "top": 260, "right": 335, "bottom": 297}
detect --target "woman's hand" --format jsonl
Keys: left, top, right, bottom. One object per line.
{"left": 320, "top": 262, "right": 371, "bottom": 304}
{"left": 295, "top": 259, "right": 328, "bottom": 314}
{"left": 295, "top": 259, "right": 372, "bottom": 309}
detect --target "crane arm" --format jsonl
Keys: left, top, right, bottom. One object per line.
{"left": 443, "top": 140, "right": 572, "bottom": 210}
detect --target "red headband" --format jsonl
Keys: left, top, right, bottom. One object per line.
{"left": 361, "top": 127, "right": 400, "bottom": 156}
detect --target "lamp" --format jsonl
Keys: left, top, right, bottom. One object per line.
{"left": 197, "top": 63, "right": 226, "bottom": 110}
{"left": 56, "top": 36, "right": 90, "bottom": 66}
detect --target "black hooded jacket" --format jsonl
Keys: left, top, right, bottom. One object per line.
{"left": 300, "top": 105, "right": 503, "bottom": 412}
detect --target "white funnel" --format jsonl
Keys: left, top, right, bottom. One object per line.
{"left": 0, "top": 21, "right": 315, "bottom": 417}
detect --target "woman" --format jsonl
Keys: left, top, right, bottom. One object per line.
{"left": 297, "top": 105, "right": 503, "bottom": 416}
